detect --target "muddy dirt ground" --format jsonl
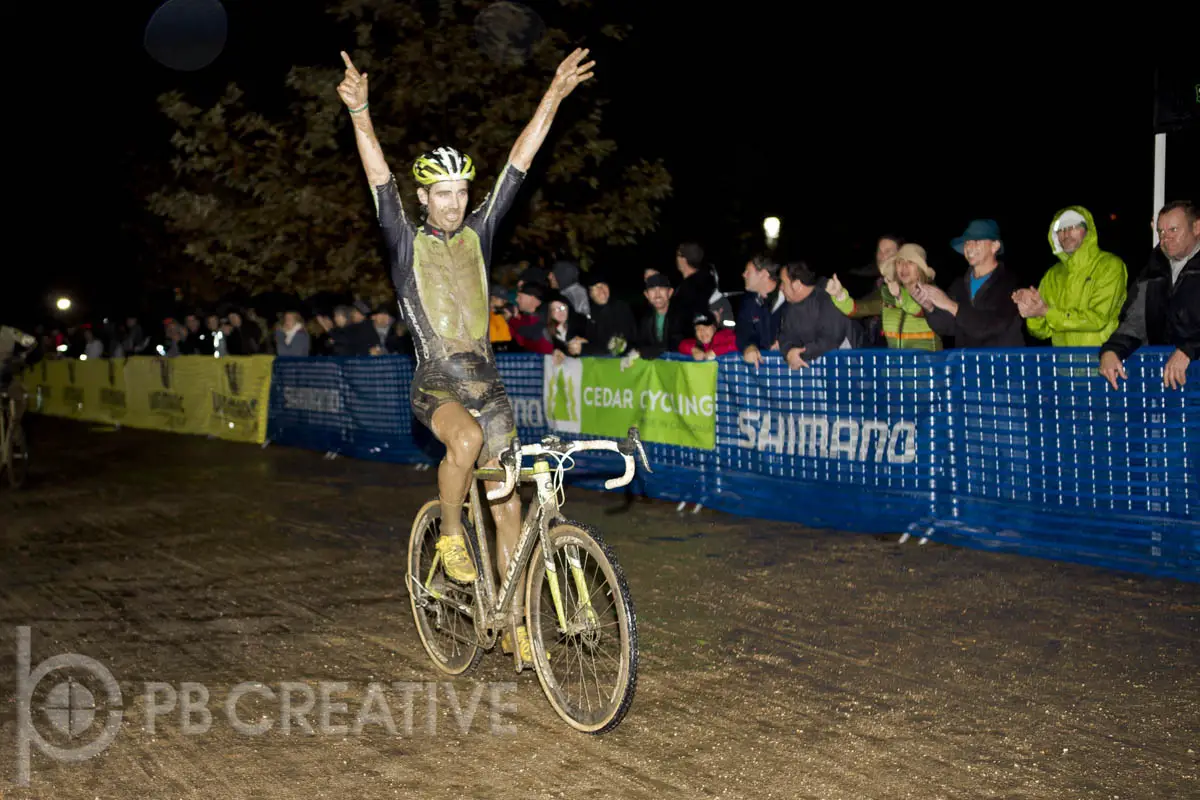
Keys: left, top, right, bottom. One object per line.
{"left": 1, "top": 418, "right": 1197, "bottom": 799}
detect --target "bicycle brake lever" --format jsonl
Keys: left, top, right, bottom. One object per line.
{"left": 623, "top": 427, "right": 652, "bottom": 473}
{"left": 634, "top": 438, "right": 652, "bottom": 473}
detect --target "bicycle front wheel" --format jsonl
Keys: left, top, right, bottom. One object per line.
{"left": 525, "top": 520, "right": 638, "bottom": 734}
{"left": 407, "top": 499, "right": 483, "bottom": 676}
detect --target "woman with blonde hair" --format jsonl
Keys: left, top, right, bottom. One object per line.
{"left": 827, "top": 243, "right": 942, "bottom": 351}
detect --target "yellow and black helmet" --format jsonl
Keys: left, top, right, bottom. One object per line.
{"left": 412, "top": 146, "right": 476, "bottom": 185}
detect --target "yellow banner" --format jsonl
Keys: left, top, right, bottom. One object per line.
{"left": 24, "top": 355, "right": 274, "bottom": 444}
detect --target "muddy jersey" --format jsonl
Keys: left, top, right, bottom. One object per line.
{"left": 373, "top": 163, "right": 526, "bottom": 365}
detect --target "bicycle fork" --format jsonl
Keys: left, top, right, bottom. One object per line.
{"left": 544, "top": 543, "right": 601, "bottom": 636}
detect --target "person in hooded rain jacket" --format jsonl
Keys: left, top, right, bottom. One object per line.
{"left": 1014, "top": 206, "right": 1127, "bottom": 347}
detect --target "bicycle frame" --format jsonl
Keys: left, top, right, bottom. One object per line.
{"left": 419, "top": 428, "right": 649, "bottom": 646}
{"left": 468, "top": 457, "right": 560, "bottom": 636}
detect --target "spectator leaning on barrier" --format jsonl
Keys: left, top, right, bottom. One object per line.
{"left": 1015, "top": 206, "right": 1127, "bottom": 346}
{"left": 581, "top": 269, "right": 636, "bottom": 357}
{"left": 828, "top": 243, "right": 941, "bottom": 351}
{"left": 275, "top": 311, "right": 311, "bottom": 356}
{"left": 914, "top": 218, "right": 1025, "bottom": 348}
{"left": 369, "top": 304, "right": 407, "bottom": 354}
{"left": 1099, "top": 200, "right": 1200, "bottom": 391}
{"left": 737, "top": 253, "right": 786, "bottom": 367}
{"left": 777, "top": 261, "right": 865, "bottom": 370}
{"left": 227, "top": 309, "right": 263, "bottom": 355}
{"left": 545, "top": 291, "right": 589, "bottom": 360}
{"left": 508, "top": 282, "right": 554, "bottom": 354}
{"left": 488, "top": 285, "right": 515, "bottom": 352}
{"left": 679, "top": 310, "right": 736, "bottom": 361}
{"left": 630, "top": 272, "right": 689, "bottom": 360}
{"left": 549, "top": 260, "right": 591, "bottom": 319}
{"left": 181, "top": 314, "right": 205, "bottom": 355}
{"left": 161, "top": 319, "right": 185, "bottom": 357}
{"left": 516, "top": 265, "right": 548, "bottom": 294}
{"left": 345, "top": 300, "right": 383, "bottom": 355}
{"left": 83, "top": 327, "right": 104, "bottom": 360}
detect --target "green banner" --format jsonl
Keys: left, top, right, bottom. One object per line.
{"left": 546, "top": 356, "right": 716, "bottom": 450}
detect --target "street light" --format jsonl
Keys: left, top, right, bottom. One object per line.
{"left": 763, "top": 216, "right": 780, "bottom": 249}
{"left": 56, "top": 296, "right": 72, "bottom": 311}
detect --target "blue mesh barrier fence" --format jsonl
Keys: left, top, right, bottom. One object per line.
{"left": 267, "top": 348, "right": 1198, "bottom": 581}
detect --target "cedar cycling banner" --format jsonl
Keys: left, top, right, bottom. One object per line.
{"left": 543, "top": 354, "right": 718, "bottom": 450}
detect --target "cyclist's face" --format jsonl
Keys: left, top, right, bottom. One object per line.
{"left": 419, "top": 179, "right": 470, "bottom": 231}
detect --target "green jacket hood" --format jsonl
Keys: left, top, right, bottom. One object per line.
{"left": 1048, "top": 205, "right": 1100, "bottom": 265}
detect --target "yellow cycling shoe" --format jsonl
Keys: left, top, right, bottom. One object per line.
{"left": 435, "top": 534, "right": 477, "bottom": 584}
{"left": 500, "top": 625, "right": 533, "bottom": 663}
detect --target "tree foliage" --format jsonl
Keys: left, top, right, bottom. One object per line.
{"left": 148, "top": 0, "right": 672, "bottom": 300}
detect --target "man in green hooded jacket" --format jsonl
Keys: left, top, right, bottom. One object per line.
{"left": 1013, "top": 206, "right": 1127, "bottom": 346}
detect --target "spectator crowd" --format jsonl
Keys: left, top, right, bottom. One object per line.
{"left": 32, "top": 201, "right": 1199, "bottom": 391}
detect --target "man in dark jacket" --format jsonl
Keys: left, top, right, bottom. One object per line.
{"left": 671, "top": 242, "right": 717, "bottom": 321}
{"left": 915, "top": 218, "right": 1025, "bottom": 348}
{"left": 632, "top": 273, "right": 689, "bottom": 359}
{"left": 777, "top": 262, "right": 864, "bottom": 369}
{"left": 736, "top": 253, "right": 786, "bottom": 366}
{"left": 1100, "top": 200, "right": 1200, "bottom": 391}
{"left": 581, "top": 270, "right": 637, "bottom": 356}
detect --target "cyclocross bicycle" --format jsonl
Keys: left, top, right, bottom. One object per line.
{"left": 406, "top": 426, "right": 651, "bottom": 734}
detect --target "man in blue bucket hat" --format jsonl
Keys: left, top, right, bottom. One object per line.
{"left": 911, "top": 219, "right": 1026, "bottom": 348}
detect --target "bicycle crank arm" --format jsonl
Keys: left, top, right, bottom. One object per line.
{"left": 408, "top": 574, "right": 476, "bottom": 620}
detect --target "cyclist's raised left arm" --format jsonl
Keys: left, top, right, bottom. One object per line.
{"left": 507, "top": 48, "right": 595, "bottom": 172}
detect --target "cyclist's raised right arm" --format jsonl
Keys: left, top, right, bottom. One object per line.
{"left": 338, "top": 51, "right": 391, "bottom": 188}
{"left": 338, "top": 51, "right": 414, "bottom": 256}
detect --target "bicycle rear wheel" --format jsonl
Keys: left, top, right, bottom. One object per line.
{"left": 407, "top": 499, "right": 483, "bottom": 675}
{"left": 525, "top": 520, "right": 638, "bottom": 734}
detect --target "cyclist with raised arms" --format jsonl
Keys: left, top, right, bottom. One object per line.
{"left": 337, "top": 46, "right": 594, "bottom": 662}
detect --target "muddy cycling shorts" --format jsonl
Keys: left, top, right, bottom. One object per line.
{"left": 410, "top": 353, "right": 517, "bottom": 467}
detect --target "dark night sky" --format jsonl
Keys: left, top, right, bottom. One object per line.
{"left": 7, "top": 1, "right": 1197, "bottom": 329}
